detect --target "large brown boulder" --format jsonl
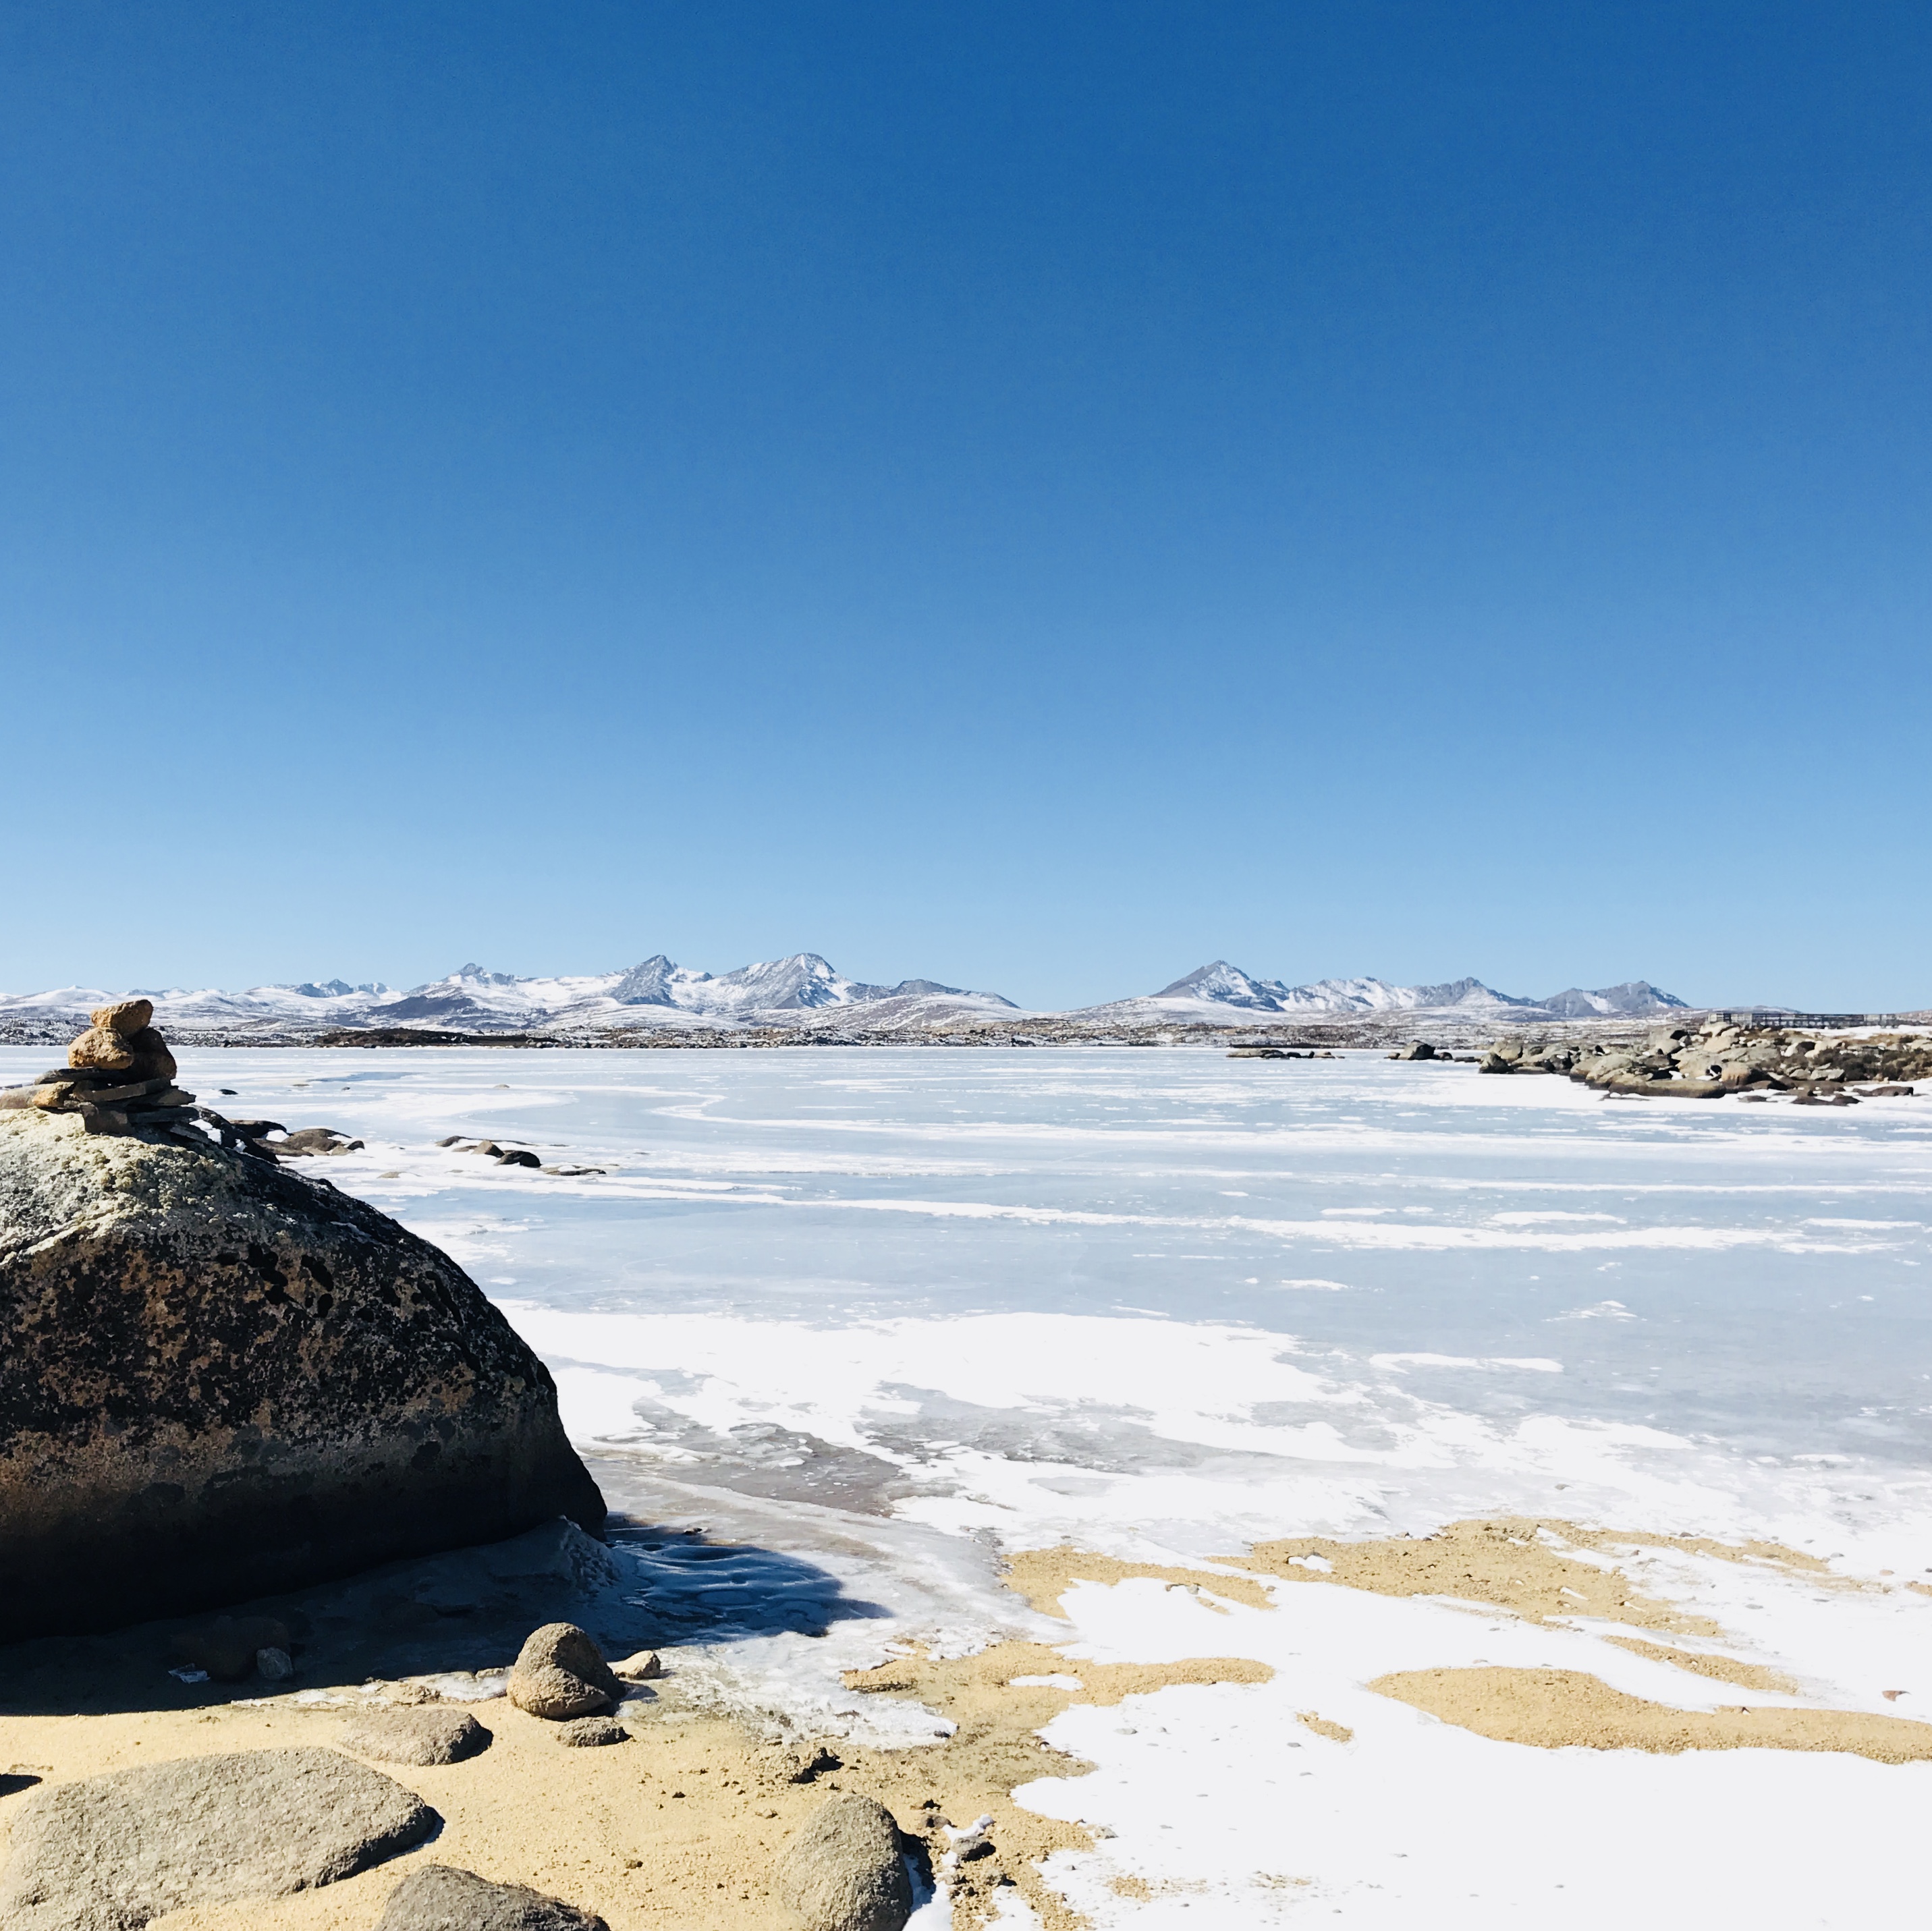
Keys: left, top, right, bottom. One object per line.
{"left": 0, "top": 1109, "right": 605, "bottom": 1642}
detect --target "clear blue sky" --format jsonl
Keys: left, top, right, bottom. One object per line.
{"left": 3, "top": 2, "right": 1927, "bottom": 1010}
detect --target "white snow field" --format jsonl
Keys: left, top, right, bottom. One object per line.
{"left": 16, "top": 1043, "right": 1931, "bottom": 1927}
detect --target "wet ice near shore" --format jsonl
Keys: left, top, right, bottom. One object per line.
{"left": 13, "top": 1043, "right": 1929, "bottom": 1927}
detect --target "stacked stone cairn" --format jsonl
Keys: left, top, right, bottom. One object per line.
{"left": 0, "top": 1000, "right": 359, "bottom": 1156}
{"left": 0, "top": 999, "right": 205, "bottom": 1142}
{"left": 1479, "top": 1019, "right": 1928, "bottom": 1102}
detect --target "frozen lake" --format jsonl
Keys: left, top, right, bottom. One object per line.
{"left": 69, "top": 1040, "right": 1932, "bottom": 1452}
{"left": 17, "top": 1043, "right": 1932, "bottom": 1925}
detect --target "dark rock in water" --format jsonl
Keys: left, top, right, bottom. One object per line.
{"left": 273, "top": 1126, "right": 363, "bottom": 1155}
{"left": 777, "top": 1792, "right": 912, "bottom": 1931}
{"left": 339, "top": 1704, "right": 492, "bottom": 1765}
{"left": 0, "top": 1110, "right": 605, "bottom": 1643}
{"left": 497, "top": 1149, "right": 541, "bottom": 1169}
{"left": 375, "top": 1863, "right": 608, "bottom": 1931}
{"left": 508, "top": 1621, "right": 624, "bottom": 1718}
{"left": 170, "top": 1613, "right": 293, "bottom": 1681}
{"left": 0, "top": 1747, "right": 435, "bottom": 1931}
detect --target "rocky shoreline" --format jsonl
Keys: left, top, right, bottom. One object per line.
{"left": 1476, "top": 1018, "right": 1929, "bottom": 1100}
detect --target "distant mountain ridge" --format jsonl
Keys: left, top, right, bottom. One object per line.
{"left": 0, "top": 953, "right": 1020, "bottom": 1038}
{"left": 0, "top": 952, "right": 1692, "bottom": 1038}
{"left": 1142, "top": 961, "right": 1687, "bottom": 1021}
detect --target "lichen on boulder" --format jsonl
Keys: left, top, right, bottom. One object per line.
{"left": 0, "top": 1109, "right": 605, "bottom": 1642}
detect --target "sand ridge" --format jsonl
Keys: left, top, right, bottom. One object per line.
{"left": 1005, "top": 1518, "right": 1777, "bottom": 1634}
{"left": 1369, "top": 1666, "right": 1932, "bottom": 1762}
{"left": 1001, "top": 1548, "right": 1273, "bottom": 1619}
{"left": 1227, "top": 1515, "right": 1848, "bottom": 1634}
{"left": 1601, "top": 1635, "right": 1802, "bottom": 1695}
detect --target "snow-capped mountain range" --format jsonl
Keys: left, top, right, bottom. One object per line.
{"left": 1133, "top": 961, "right": 1686, "bottom": 1022}
{"left": 0, "top": 955, "right": 1019, "bottom": 1038}
{"left": 0, "top": 953, "right": 1691, "bottom": 1039}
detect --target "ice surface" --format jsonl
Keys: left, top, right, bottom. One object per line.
{"left": 14, "top": 1044, "right": 1928, "bottom": 1925}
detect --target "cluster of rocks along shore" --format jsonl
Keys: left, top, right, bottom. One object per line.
{"left": 1476, "top": 1021, "right": 1927, "bottom": 1101}
{"left": 0, "top": 1599, "right": 912, "bottom": 1931}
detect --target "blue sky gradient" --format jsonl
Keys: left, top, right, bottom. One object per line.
{"left": 3, "top": 2, "right": 1927, "bottom": 1009}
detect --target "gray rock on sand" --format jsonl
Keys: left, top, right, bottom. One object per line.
{"left": 554, "top": 1715, "right": 630, "bottom": 1746}
{"left": 508, "top": 1622, "right": 625, "bottom": 1720}
{"left": 776, "top": 1792, "right": 913, "bottom": 1931}
{"left": 0, "top": 1108, "right": 605, "bottom": 1643}
{"left": 375, "top": 1863, "right": 608, "bottom": 1931}
{"left": 340, "top": 1705, "right": 493, "bottom": 1766}
{"left": 0, "top": 1747, "right": 435, "bottom": 1931}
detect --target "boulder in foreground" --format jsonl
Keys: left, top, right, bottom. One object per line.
{"left": 0, "top": 1747, "right": 434, "bottom": 1931}
{"left": 0, "top": 1109, "right": 605, "bottom": 1642}
{"left": 777, "top": 1792, "right": 912, "bottom": 1931}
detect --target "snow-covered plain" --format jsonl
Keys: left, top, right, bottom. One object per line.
{"left": 17, "top": 1044, "right": 1932, "bottom": 1925}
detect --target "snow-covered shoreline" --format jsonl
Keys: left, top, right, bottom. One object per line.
{"left": 10, "top": 1042, "right": 1929, "bottom": 1924}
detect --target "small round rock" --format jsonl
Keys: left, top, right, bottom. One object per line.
{"left": 507, "top": 1622, "right": 624, "bottom": 1720}
{"left": 555, "top": 1716, "right": 630, "bottom": 1747}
